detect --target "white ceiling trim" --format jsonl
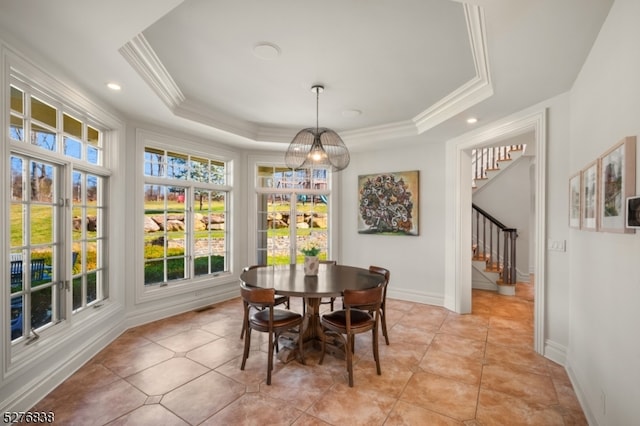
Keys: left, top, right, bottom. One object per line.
{"left": 255, "top": 126, "right": 298, "bottom": 144}
{"left": 413, "top": 5, "right": 492, "bottom": 133}
{"left": 340, "top": 120, "right": 419, "bottom": 147}
{"left": 4, "top": 42, "right": 123, "bottom": 129}
{"left": 120, "top": 33, "right": 268, "bottom": 142}
{"left": 119, "top": 34, "right": 185, "bottom": 110}
{"left": 119, "top": 4, "right": 492, "bottom": 145}
{"left": 255, "top": 119, "right": 419, "bottom": 147}
{"left": 175, "top": 98, "right": 258, "bottom": 142}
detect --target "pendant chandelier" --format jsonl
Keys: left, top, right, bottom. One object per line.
{"left": 285, "top": 85, "right": 350, "bottom": 172}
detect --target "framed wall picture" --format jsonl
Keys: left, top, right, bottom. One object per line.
{"left": 581, "top": 161, "right": 598, "bottom": 231}
{"left": 569, "top": 172, "right": 581, "bottom": 229}
{"left": 598, "top": 136, "right": 636, "bottom": 233}
{"left": 358, "top": 170, "right": 419, "bottom": 235}
{"left": 627, "top": 196, "right": 640, "bottom": 229}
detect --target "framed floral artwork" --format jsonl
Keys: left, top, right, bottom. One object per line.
{"left": 581, "top": 161, "right": 598, "bottom": 231}
{"left": 598, "top": 136, "right": 636, "bottom": 233}
{"left": 569, "top": 172, "right": 581, "bottom": 229}
{"left": 358, "top": 170, "right": 419, "bottom": 235}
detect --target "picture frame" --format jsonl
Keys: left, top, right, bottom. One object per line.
{"left": 581, "top": 161, "right": 598, "bottom": 231}
{"left": 569, "top": 172, "right": 581, "bottom": 229}
{"left": 357, "top": 170, "right": 419, "bottom": 235}
{"left": 598, "top": 136, "right": 636, "bottom": 233}
{"left": 626, "top": 196, "right": 640, "bottom": 229}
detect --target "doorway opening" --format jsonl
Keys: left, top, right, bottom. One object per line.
{"left": 444, "top": 109, "right": 546, "bottom": 354}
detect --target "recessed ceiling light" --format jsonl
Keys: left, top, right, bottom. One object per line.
{"left": 253, "top": 42, "right": 281, "bottom": 60}
{"left": 106, "top": 82, "right": 121, "bottom": 91}
{"left": 466, "top": 117, "right": 478, "bottom": 124}
{"left": 342, "top": 109, "right": 362, "bottom": 118}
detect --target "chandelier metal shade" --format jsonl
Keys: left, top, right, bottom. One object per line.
{"left": 285, "top": 85, "right": 350, "bottom": 172}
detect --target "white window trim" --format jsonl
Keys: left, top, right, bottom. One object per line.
{"left": 134, "top": 128, "right": 239, "bottom": 305}
{"left": 246, "top": 153, "right": 342, "bottom": 265}
{"left": 1, "top": 41, "right": 125, "bottom": 380}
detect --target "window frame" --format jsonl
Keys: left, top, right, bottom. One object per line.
{"left": 3, "top": 48, "right": 119, "bottom": 369}
{"left": 247, "top": 154, "right": 341, "bottom": 266}
{"left": 135, "top": 129, "right": 237, "bottom": 304}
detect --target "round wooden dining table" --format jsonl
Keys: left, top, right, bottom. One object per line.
{"left": 240, "top": 263, "right": 384, "bottom": 361}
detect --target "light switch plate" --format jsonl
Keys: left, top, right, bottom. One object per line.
{"left": 547, "top": 239, "right": 566, "bottom": 252}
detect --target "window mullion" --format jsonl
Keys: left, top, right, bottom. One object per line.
{"left": 289, "top": 191, "right": 297, "bottom": 265}
{"left": 59, "top": 163, "right": 72, "bottom": 321}
{"left": 186, "top": 186, "right": 194, "bottom": 278}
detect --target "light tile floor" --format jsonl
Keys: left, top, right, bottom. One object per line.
{"left": 29, "top": 283, "right": 587, "bottom": 425}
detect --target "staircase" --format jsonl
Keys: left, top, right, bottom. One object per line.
{"left": 470, "top": 144, "right": 525, "bottom": 295}
{"left": 472, "top": 250, "right": 501, "bottom": 292}
{"left": 472, "top": 144, "right": 525, "bottom": 190}
{"left": 472, "top": 204, "right": 518, "bottom": 295}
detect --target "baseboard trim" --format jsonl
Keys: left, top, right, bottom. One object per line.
{"left": 125, "top": 285, "right": 239, "bottom": 330}
{"left": 388, "top": 288, "right": 445, "bottom": 307}
{"left": 517, "top": 271, "right": 530, "bottom": 283}
{"left": 472, "top": 281, "right": 498, "bottom": 291}
{"left": 565, "top": 359, "right": 598, "bottom": 426}
{"left": 543, "top": 338, "right": 567, "bottom": 365}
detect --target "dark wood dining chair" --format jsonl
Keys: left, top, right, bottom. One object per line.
{"left": 319, "top": 284, "right": 384, "bottom": 387}
{"left": 240, "top": 265, "right": 290, "bottom": 340}
{"left": 239, "top": 282, "right": 305, "bottom": 385}
{"left": 319, "top": 260, "right": 338, "bottom": 310}
{"left": 337, "top": 265, "right": 391, "bottom": 345}
{"left": 368, "top": 265, "right": 390, "bottom": 345}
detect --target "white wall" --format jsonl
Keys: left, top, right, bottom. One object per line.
{"left": 542, "top": 93, "right": 573, "bottom": 361}
{"left": 567, "top": 0, "right": 640, "bottom": 424}
{"left": 339, "top": 138, "right": 447, "bottom": 305}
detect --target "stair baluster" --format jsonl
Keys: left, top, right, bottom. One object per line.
{"left": 472, "top": 204, "right": 518, "bottom": 285}
{"left": 489, "top": 221, "right": 493, "bottom": 268}
{"left": 482, "top": 215, "right": 487, "bottom": 260}
{"left": 471, "top": 144, "right": 524, "bottom": 185}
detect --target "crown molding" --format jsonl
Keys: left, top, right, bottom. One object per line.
{"left": 3, "top": 41, "right": 123, "bottom": 129}
{"left": 255, "top": 126, "right": 298, "bottom": 144}
{"left": 340, "top": 120, "right": 418, "bottom": 146}
{"left": 413, "top": 4, "right": 492, "bottom": 134}
{"left": 174, "top": 98, "right": 258, "bottom": 141}
{"left": 254, "top": 119, "right": 419, "bottom": 146}
{"left": 119, "top": 34, "right": 185, "bottom": 110}
{"left": 121, "top": 4, "right": 493, "bottom": 145}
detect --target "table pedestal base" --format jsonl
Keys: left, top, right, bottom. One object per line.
{"left": 276, "top": 297, "right": 346, "bottom": 363}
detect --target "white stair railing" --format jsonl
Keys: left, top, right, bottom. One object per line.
{"left": 471, "top": 144, "right": 525, "bottom": 188}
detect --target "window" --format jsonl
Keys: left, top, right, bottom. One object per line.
{"left": 143, "top": 147, "right": 230, "bottom": 286}
{"left": 71, "top": 171, "right": 107, "bottom": 310}
{"left": 8, "top": 80, "right": 109, "bottom": 345}
{"left": 255, "top": 166, "right": 330, "bottom": 265}
{"left": 10, "top": 155, "right": 61, "bottom": 341}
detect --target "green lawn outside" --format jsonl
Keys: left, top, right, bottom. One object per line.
{"left": 11, "top": 198, "right": 327, "bottom": 277}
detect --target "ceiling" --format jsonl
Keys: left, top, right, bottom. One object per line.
{"left": 0, "top": 0, "right": 613, "bottom": 152}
